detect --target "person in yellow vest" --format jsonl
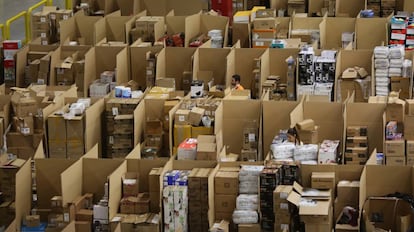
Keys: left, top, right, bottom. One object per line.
{"left": 231, "top": 74, "right": 244, "bottom": 90}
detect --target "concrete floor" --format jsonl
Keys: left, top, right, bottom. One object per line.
{"left": 0, "top": 0, "right": 65, "bottom": 41}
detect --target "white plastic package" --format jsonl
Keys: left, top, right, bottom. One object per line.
{"left": 389, "top": 45, "right": 405, "bottom": 59}
{"left": 374, "top": 46, "right": 389, "bottom": 58}
{"left": 239, "top": 181, "right": 259, "bottom": 194}
{"left": 239, "top": 165, "right": 264, "bottom": 182}
{"left": 232, "top": 210, "right": 259, "bottom": 224}
{"left": 294, "top": 144, "right": 318, "bottom": 162}
{"left": 271, "top": 142, "right": 295, "bottom": 160}
{"left": 236, "top": 194, "right": 259, "bottom": 210}
{"left": 388, "top": 67, "right": 402, "bottom": 76}
{"left": 389, "top": 58, "right": 404, "bottom": 68}
{"left": 375, "top": 68, "right": 388, "bottom": 76}
{"left": 374, "top": 58, "right": 389, "bottom": 69}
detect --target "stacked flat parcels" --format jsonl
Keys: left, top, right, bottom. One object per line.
{"left": 233, "top": 166, "right": 263, "bottom": 226}
{"left": 318, "top": 140, "right": 340, "bottom": 164}
{"left": 132, "top": 17, "right": 165, "bottom": 43}
{"left": 90, "top": 71, "right": 116, "bottom": 98}
{"left": 163, "top": 170, "right": 190, "bottom": 232}
{"left": 259, "top": 164, "right": 281, "bottom": 231}
{"left": 31, "top": 10, "right": 53, "bottom": 45}
{"left": 266, "top": 160, "right": 300, "bottom": 185}
{"left": 297, "top": 48, "right": 337, "bottom": 101}
{"left": 48, "top": 100, "right": 90, "bottom": 159}
{"left": 273, "top": 185, "right": 294, "bottom": 232}
{"left": 407, "top": 17, "right": 414, "bottom": 50}
{"left": 214, "top": 167, "right": 239, "bottom": 221}
{"left": 251, "top": 17, "right": 279, "bottom": 48}
{"left": 287, "top": 182, "right": 333, "bottom": 232}
{"left": 334, "top": 180, "right": 360, "bottom": 229}
{"left": 188, "top": 168, "right": 212, "bottom": 231}
{"left": 384, "top": 97, "right": 406, "bottom": 165}
{"left": 104, "top": 98, "right": 139, "bottom": 158}
{"left": 287, "top": 0, "right": 306, "bottom": 16}
{"left": 345, "top": 126, "right": 368, "bottom": 165}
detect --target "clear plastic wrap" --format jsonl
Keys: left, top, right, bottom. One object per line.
{"left": 239, "top": 165, "right": 264, "bottom": 181}
{"left": 236, "top": 194, "right": 259, "bottom": 210}
{"left": 388, "top": 67, "right": 402, "bottom": 76}
{"left": 294, "top": 144, "right": 318, "bottom": 162}
{"left": 389, "top": 45, "right": 405, "bottom": 59}
{"left": 374, "top": 46, "right": 389, "bottom": 58}
{"left": 375, "top": 68, "right": 389, "bottom": 76}
{"left": 389, "top": 58, "right": 404, "bottom": 68}
{"left": 239, "top": 181, "right": 259, "bottom": 194}
{"left": 402, "top": 59, "right": 413, "bottom": 78}
{"left": 374, "top": 58, "right": 390, "bottom": 69}
{"left": 232, "top": 210, "right": 259, "bottom": 224}
{"left": 270, "top": 142, "right": 295, "bottom": 160}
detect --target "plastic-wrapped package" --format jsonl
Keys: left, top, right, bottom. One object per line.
{"left": 402, "top": 59, "right": 413, "bottom": 78}
{"left": 270, "top": 142, "right": 295, "bottom": 160}
{"left": 389, "top": 67, "right": 402, "bottom": 76}
{"left": 294, "top": 144, "right": 318, "bottom": 162}
{"left": 236, "top": 194, "right": 259, "bottom": 210}
{"left": 389, "top": 45, "right": 405, "bottom": 59}
{"left": 375, "top": 68, "right": 388, "bottom": 76}
{"left": 232, "top": 210, "right": 259, "bottom": 224}
{"left": 239, "top": 181, "right": 259, "bottom": 194}
{"left": 389, "top": 58, "right": 404, "bottom": 68}
{"left": 374, "top": 58, "right": 389, "bottom": 69}
{"left": 374, "top": 46, "right": 389, "bottom": 58}
{"left": 239, "top": 165, "right": 264, "bottom": 182}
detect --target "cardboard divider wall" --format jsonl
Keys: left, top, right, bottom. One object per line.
{"left": 59, "top": 11, "right": 103, "bottom": 46}
{"left": 319, "top": 17, "right": 355, "bottom": 50}
{"left": 193, "top": 48, "right": 231, "bottom": 87}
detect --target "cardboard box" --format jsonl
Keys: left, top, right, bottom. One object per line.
{"left": 25, "top": 215, "right": 40, "bottom": 227}
{"left": 296, "top": 119, "right": 315, "bottom": 131}
{"left": 196, "top": 143, "right": 216, "bottom": 160}
{"left": 197, "top": 135, "right": 216, "bottom": 144}
{"left": 337, "top": 181, "right": 359, "bottom": 206}
{"left": 120, "top": 197, "right": 138, "bottom": 214}
{"left": 238, "top": 223, "right": 261, "bottom": 232}
{"left": 122, "top": 172, "right": 139, "bottom": 197}
{"left": 75, "top": 209, "right": 93, "bottom": 221}
{"left": 299, "top": 127, "right": 319, "bottom": 144}
{"left": 406, "top": 99, "right": 414, "bottom": 116}
{"left": 214, "top": 194, "right": 236, "bottom": 213}
{"left": 407, "top": 156, "right": 414, "bottom": 166}
{"left": 75, "top": 221, "right": 91, "bottom": 232}
{"left": 215, "top": 171, "right": 239, "bottom": 195}
{"left": 346, "top": 136, "right": 368, "bottom": 147}
{"left": 405, "top": 116, "right": 414, "bottom": 140}
{"left": 48, "top": 112, "right": 66, "bottom": 141}
{"left": 192, "top": 126, "right": 213, "bottom": 138}
{"left": 273, "top": 185, "right": 293, "bottom": 212}
{"left": 149, "top": 168, "right": 162, "bottom": 192}
{"left": 387, "top": 156, "right": 406, "bottom": 166}
{"left": 174, "top": 124, "right": 192, "bottom": 147}
{"left": 385, "top": 140, "right": 405, "bottom": 156}
{"left": 175, "top": 109, "right": 190, "bottom": 125}
{"left": 253, "top": 18, "right": 278, "bottom": 29}
{"left": 188, "top": 107, "right": 205, "bottom": 126}
{"left": 407, "top": 141, "right": 414, "bottom": 156}
{"left": 387, "top": 98, "right": 405, "bottom": 122}
{"left": 311, "top": 172, "right": 335, "bottom": 190}
{"left": 240, "top": 149, "right": 257, "bottom": 162}
{"left": 346, "top": 126, "right": 368, "bottom": 137}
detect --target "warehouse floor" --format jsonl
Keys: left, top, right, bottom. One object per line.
{"left": 0, "top": 0, "right": 65, "bottom": 41}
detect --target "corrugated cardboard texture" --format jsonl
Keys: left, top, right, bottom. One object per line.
{"left": 336, "top": 0, "right": 365, "bottom": 17}
{"left": 106, "top": 16, "right": 132, "bottom": 42}
{"left": 134, "top": 100, "right": 145, "bottom": 146}
{"left": 268, "top": 48, "right": 300, "bottom": 84}
{"left": 85, "top": 98, "right": 104, "bottom": 154}
{"left": 130, "top": 46, "right": 163, "bottom": 89}
{"left": 355, "top": 18, "right": 388, "bottom": 49}
{"left": 15, "top": 159, "right": 32, "bottom": 230}
{"left": 156, "top": 47, "right": 197, "bottom": 90}
{"left": 61, "top": 158, "right": 83, "bottom": 205}
{"left": 108, "top": 161, "right": 127, "bottom": 219}
{"left": 117, "top": 0, "right": 140, "bottom": 16}
{"left": 116, "top": 47, "right": 129, "bottom": 84}
{"left": 194, "top": 48, "right": 230, "bottom": 86}
{"left": 221, "top": 100, "right": 261, "bottom": 154}
{"left": 319, "top": 17, "right": 356, "bottom": 50}
{"left": 167, "top": 0, "right": 205, "bottom": 16}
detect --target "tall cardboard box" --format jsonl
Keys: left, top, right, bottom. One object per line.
{"left": 214, "top": 171, "right": 239, "bottom": 195}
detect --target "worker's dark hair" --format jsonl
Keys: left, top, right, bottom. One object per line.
{"left": 232, "top": 74, "right": 241, "bottom": 82}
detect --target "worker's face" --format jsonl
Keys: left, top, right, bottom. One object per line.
{"left": 231, "top": 78, "right": 236, "bottom": 87}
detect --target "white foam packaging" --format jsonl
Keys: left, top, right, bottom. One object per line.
{"left": 236, "top": 194, "right": 259, "bottom": 210}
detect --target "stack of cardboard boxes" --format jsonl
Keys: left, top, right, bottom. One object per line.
{"left": 112, "top": 213, "right": 159, "bottom": 232}
{"left": 273, "top": 185, "right": 294, "bottom": 232}
{"left": 405, "top": 99, "right": 414, "bottom": 165}
{"left": 48, "top": 100, "right": 89, "bottom": 159}
{"left": 120, "top": 173, "right": 150, "bottom": 215}
{"left": 296, "top": 119, "right": 319, "bottom": 145}
{"left": 148, "top": 168, "right": 162, "bottom": 213}
{"left": 104, "top": 98, "right": 139, "bottom": 158}
{"left": 46, "top": 196, "right": 71, "bottom": 231}
{"left": 287, "top": 0, "right": 306, "bottom": 16}
{"left": 252, "top": 17, "right": 278, "bottom": 48}
{"left": 385, "top": 98, "right": 406, "bottom": 165}
{"left": 188, "top": 168, "right": 211, "bottom": 231}
{"left": 163, "top": 170, "right": 190, "bottom": 232}
{"left": 49, "top": 9, "right": 73, "bottom": 43}
{"left": 55, "top": 55, "right": 85, "bottom": 88}
{"left": 89, "top": 71, "right": 116, "bottom": 97}
{"left": 196, "top": 135, "right": 217, "bottom": 160}
{"left": 259, "top": 164, "right": 281, "bottom": 231}
{"left": 345, "top": 126, "right": 369, "bottom": 165}
{"left": 214, "top": 167, "right": 239, "bottom": 221}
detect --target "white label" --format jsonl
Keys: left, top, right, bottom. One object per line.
{"left": 112, "top": 107, "right": 119, "bottom": 116}
{"left": 63, "top": 213, "right": 70, "bottom": 222}
{"left": 41, "top": 40, "right": 48, "bottom": 45}
{"left": 408, "top": 28, "right": 414, "bottom": 35}
{"left": 255, "top": 41, "right": 264, "bottom": 46}
{"left": 280, "top": 224, "right": 289, "bottom": 230}
{"left": 248, "top": 133, "right": 255, "bottom": 142}
{"left": 40, "top": 17, "right": 46, "bottom": 23}
{"left": 109, "top": 136, "right": 114, "bottom": 144}
{"left": 280, "top": 192, "right": 288, "bottom": 199}
{"left": 41, "top": 32, "right": 46, "bottom": 38}
{"left": 50, "top": 14, "right": 56, "bottom": 20}
{"left": 280, "top": 203, "right": 289, "bottom": 209}
{"left": 146, "top": 70, "right": 153, "bottom": 75}
{"left": 38, "top": 79, "right": 45, "bottom": 85}
{"left": 407, "top": 39, "right": 414, "bottom": 45}
{"left": 179, "top": 115, "right": 185, "bottom": 122}
{"left": 63, "top": 15, "right": 69, "bottom": 20}
{"left": 21, "top": 127, "right": 30, "bottom": 134}
{"left": 391, "top": 33, "right": 406, "bottom": 40}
